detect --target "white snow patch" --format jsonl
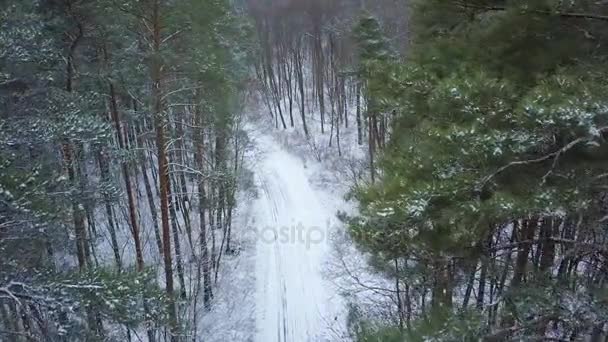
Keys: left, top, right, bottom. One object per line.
{"left": 251, "top": 132, "right": 349, "bottom": 342}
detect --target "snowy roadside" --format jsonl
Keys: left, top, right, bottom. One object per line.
{"left": 196, "top": 191, "right": 257, "bottom": 341}
{"left": 196, "top": 94, "right": 389, "bottom": 341}
{"left": 245, "top": 102, "right": 400, "bottom": 339}
{"left": 197, "top": 116, "right": 354, "bottom": 342}
{"left": 247, "top": 124, "right": 351, "bottom": 341}
{"left": 243, "top": 101, "right": 369, "bottom": 340}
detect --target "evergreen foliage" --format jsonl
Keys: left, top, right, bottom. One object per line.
{"left": 350, "top": 0, "right": 608, "bottom": 340}
{"left": 1, "top": 0, "right": 248, "bottom": 340}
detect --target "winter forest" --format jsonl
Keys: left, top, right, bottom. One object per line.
{"left": 2, "top": 0, "right": 608, "bottom": 341}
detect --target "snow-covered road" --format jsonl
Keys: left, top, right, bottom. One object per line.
{"left": 253, "top": 134, "right": 344, "bottom": 342}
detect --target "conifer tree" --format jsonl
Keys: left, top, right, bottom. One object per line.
{"left": 350, "top": 0, "right": 608, "bottom": 340}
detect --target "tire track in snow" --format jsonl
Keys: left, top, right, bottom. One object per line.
{"left": 253, "top": 134, "right": 339, "bottom": 342}
{"left": 258, "top": 174, "right": 288, "bottom": 341}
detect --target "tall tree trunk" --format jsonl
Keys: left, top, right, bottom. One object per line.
{"left": 266, "top": 60, "right": 287, "bottom": 129}
{"left": 108, "top": 82, "right": 145, "bottom": 271}
{"left": 150, "top": 0, "right": 178, "bottom": 338}
{"left": 431, "top": 259, "right": 452, "bottom": 312}
{"left": 336, "top": 94, "right": 342, "bottom": 156}
{"left": 208, "top": 180, "right": 217, "bottom": 273}
{"left": 63, "top": 9, "right": 88, "bottom": 271}
{"left": 225, "top": 129, "right": 240, "bottom": 254}
{"left": 356, "top": 82, "right": 362, "bottom": 145}
{"left": 64, "top": 9, "right": 106, "bottom": 337}
{"left": 214, "top": 129, "right": 227, "bottom": 266}
{"left": 313, "top": 23, "right": 325, "bottom": 134}
{"left": 490, "top": 223, "right": 517, "bottom": 325}
{"left": 503, "top": 218, "right": 537, "bottom": 327}
{"left": 538, "top": 216, "right": 556, "bottom": 274}
{"left": 477, "top": 236, "right": 491, "bottom": 310}
{"left": 168, "top": 180, "right": 187, "bottom": 300}
{"left": 96, "top": 151, "right": 122, "bottom": 269}
{"left": 137, "top": 123, "right": 163, "bottom": 257}
{"left": 174, "top": 114, "right": 195, "bottom": 253}
{"left": 461, "top": 259, "right": 478, "bottom": 309}
{"left": 394, "top": 259, "right": 404, "bottom": 331}
{"left": 285, "top": 51, "right": 294, "bottom": 128}
{"left": 512, "top": 218, "right": 536, "bottom": 287}
{"left": 194, "top": 102, "right": 213, "bottom": 308}
{"left": 61, "top": 143, "right": 88, "bottom": 270}
{"left": 557, "top": 217, "right": 576, "bottom": 284}
{"left": 294, "top": 47, "right": 308, "bottom": 138}
{"left": 368, "top": 113, "right": 375, "bottom": 183}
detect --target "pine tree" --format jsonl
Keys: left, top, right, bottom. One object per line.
{"left": 353, "top": 13, "right": 393, "bottom": 182}
{"left": 349, "top": 0, "right": 608, "bottom": 340}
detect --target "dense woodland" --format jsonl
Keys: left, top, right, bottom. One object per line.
{"left": 2, "top": 0, "right": 608, "bottom": 341}
{"left": 348, "top": 1, "right": 608, "bottom": 341}
{"left": 1, "top": 0, "right": 249, "bottom": 340}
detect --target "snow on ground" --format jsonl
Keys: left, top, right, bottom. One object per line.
{"left": 197, "top": 121, "right": 355, "bottom": 342}
{"left": 251, "top": 131, "right": 348, "bottom": 342}
{"left": 238, "top": 92, "right": 380, "bottom": 341}
{"left": 197, "top": 192, "right": 257, "bottom": 341}
{"left": 244, "top": 94, "right": 404, "bottom": 338}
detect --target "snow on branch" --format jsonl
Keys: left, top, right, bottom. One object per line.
{"left": 476, "top": 127, "right": 608, "bottom": 194}
{"left": 453, "top": 1, "right": 608, "bottom": 22}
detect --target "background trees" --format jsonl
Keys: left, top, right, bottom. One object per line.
{"left": 247, "top": 0, "right": 408, "bottom": 165}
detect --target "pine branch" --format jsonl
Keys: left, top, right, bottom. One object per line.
{"left": 488, "top": 238, "right": 608, "bottom": 255}
{"left": 477, "top": 127, "right": 608, "bottom": 192}
{"left": 483, "top": 315, "right": 559, "bottom": 341}
{"left": 454, "top": 1, "right": 608, "bottom": 22}
{"left": 0, "top": 284, "right": 23, "bottom": 306}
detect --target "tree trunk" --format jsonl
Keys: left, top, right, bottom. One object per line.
{"left": 512, "top": 218, "right": 536, "bottom": 287}
{"left": 174, "top": 115, "right": 194, "bottom": 254}
{"left": 294, "top": 47, "right": 308, "bottom": 138}
{"left": 461, "top": 259, "right": 478, "bottom": 310}
{"left": 108, "top": 82, "right": 145, "bottom": 271}
{"left": 96, "top": 151, "right": 122, "bottom": 269}
{"left": 150, "top": 0, "right": 178, "bottom": 338}
{"left": 168, "top": 180, "right": 187, "bottom": 300}
{"left": 194, "top": 102, "right": 213, "bottom": 308}
{"left": 368, "top": 113, "right": 375, "bottom": 183}
{"left": 63, "top": 11, "right": 88, "bottom": 271}
{"left": 431, "top": 259, "right": 452, "bottom": 312}
{"left": 503, "top": 218, "right": 536, "bottom": 327}
{"left": 538, "top": 216, "right": 556, "bottom": 274}
{"left": 356, "top": 82, "right": 362, "bottom": 145}
{"left": 394, "top": 259, "right": 404, "bottom": 330}
{"left": 137, "top": 127, "right": 163, "bottom": 257}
